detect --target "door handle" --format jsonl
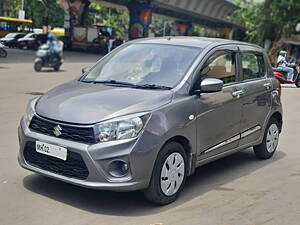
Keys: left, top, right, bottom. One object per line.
{"left": 232, "top": 90, "right": 244, "bottom": 98}
{"left": 264, "top": 83, "right": 271, "bottom": 90}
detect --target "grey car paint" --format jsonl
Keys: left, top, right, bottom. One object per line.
{"left": 18, "top": 37, "right": 282, "bottom": 191}
{"left": 35, "top": 80, "right": 173, "bottom": 124}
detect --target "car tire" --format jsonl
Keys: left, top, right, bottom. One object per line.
{"left": 253, "top": 117, "right": 280, "bottom": 160}
{"left": 295, "top": 75, "right": 300, "bottom": 87}
{"left": 144, "top": 141, "right": 187, "bottom": 205}
{"left": 0, "top": 49, "right": 7, "bottom": 57}
{"left": 53, "top": 65, "right": 60, "bottom": 71}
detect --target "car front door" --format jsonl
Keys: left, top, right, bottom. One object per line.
{"left": 237, "top": 46, "right": 273, "bottom": 146}
{"left": 195, "top": 45, "right": 244, "bottom": 159}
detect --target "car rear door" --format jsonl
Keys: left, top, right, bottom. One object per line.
{"left": 237, "top": 45, "right": 272, "bottom": 145}
{"left": 195, "top": 45, "right": 244, "bottom": 159}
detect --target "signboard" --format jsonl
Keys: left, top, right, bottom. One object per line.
{"left": 72, "top": 26, "right": 99, "bottom": 43}
{"left": 73, "top": 26, "right": 87, "bottom": 42}
{"left": 18, "top": 10, "right": 25, "bottom": 20}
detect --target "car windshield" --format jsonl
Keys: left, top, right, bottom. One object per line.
{"left": 23, "top": 33, "right": 34, "bottom": 38}
{"left": 5, "top": 33, "right": 18, "bottom": 38}
{"left": 82, "top": 43, "right": 201, "bottom": 88}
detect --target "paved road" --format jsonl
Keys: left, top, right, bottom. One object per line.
{"left": 1, "top": 49, "right": 300, "bottom": 225}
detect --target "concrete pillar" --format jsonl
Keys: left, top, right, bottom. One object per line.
{"left": 127, "top": 0, "right": 152, "bottom": 40}
{"left": 61, "top": 0, "right": 90, "bottom": 49}
{"left": 61, "top": 0, "right": 90, "bottom": 26}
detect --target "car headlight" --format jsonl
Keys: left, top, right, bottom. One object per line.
{"left": 24, "top": 97, "right": 40, "bottom": 127}
{"left": 95, "top": 112, "right": 150, "bottom": 143}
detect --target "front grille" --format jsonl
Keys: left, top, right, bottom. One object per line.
{"left": 24, "top": 142, "right": 89, "bottom": 180}
{"left": 29, "top": 116, "right": 95, "bottom": 144}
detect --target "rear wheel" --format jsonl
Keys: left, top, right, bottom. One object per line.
{"left": 53, "top": 65, "right": 60, "bottom": 71}
{"left": 144, "top": 142, "right": 187, "bottom": 205}
{"left": 295, "top": 75, "right": 300, "bottom": 87}
{"left": 34, "top": 61, "right": 42, "bottom": 72}
{"left": 254, "top": 117, "right": 280, "bottom": 159}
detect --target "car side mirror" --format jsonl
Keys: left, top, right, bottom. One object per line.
{"left": 199, "top": 78, "right": 224, "bottom": 93}
{"left": 82, "top": 67, "right": 91, "bottom": 74}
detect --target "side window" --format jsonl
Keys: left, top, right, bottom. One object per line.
{"left": 241, "top": 52, "right": 266, "bottom": 80}
{"left": 201, "top": 51, "right": 236, "bottom": 84}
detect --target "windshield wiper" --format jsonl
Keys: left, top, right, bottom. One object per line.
{"left": 137, "top": 84, "right": 172, "bottom": 90}
{"left": 93, "top": 80, "right": 172, "bottom": 90}
{"left": 93, "top": 80, "right": 138, "bottom": 87}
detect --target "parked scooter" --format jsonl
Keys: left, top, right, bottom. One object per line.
{"left": 273, "top": 62, "right": 300, "bottom": 87}
{"left": 0, "top": 43, "right": 7, "bottom": 58}
{"left": 34, "top": 44, "right": 62, "bottom": 72}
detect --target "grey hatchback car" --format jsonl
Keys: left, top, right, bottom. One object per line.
{"left": 18, "top": 37, "right": 282, "bottom": 205}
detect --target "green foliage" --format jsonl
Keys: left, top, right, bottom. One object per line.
{"left": 85, "top": 3, "right": 129, "bottom": 36}
{"left": 150, "top": 17, "right": 172, "bottom": 37}
{"left": 1, "top": 0, "right": 64, "bottom": 27}
{"left": 234, "top": 0, "right": 300, "bottom": 45}
{"left": 234, "top": 0, "right": 264, "bottom": 44}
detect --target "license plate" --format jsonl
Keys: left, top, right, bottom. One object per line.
{"left": 36, "top": 141, "right": 67, "bottom": 161}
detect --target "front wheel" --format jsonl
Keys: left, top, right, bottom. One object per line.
{"left": 34, "top": 61, "right": 42, "bottom": 72}
{"left": 0, "top": 49, "right": 7, "bottom": 57}
{"left": 144, "top": 142, "right": 187, "bottom": 205}
{"left": 253, "top": 117, "right": 280, "bottom": 159}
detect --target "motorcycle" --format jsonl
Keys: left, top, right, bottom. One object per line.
{"left": 34, "top": 44, "right": 62, "bottom": 72}
{"left": 0, "top": 43, "right": 7, "bottom": 58}
{"left": 273, "top": 62, "right": 300, "bottom": 87}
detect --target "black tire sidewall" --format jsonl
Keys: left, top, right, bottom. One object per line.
{"left": 254, "top": 118, "right": 279, "bottom": 159}
{"left": 34, "top": 62, "right": 42, "bottom": 72}
{"left": 145, "top": 141, "right": 188, "bottom": 205}
{"left": 0, "top": 49, "right": 7, "bottom": 57}
{"left": 295, "top": 75, "right": 300, "bottom": 87}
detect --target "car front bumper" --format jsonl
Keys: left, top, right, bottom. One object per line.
{"left": 18, "top": 117, "right": 158, "bottom": 191}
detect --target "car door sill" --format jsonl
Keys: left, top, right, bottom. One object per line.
{"left": 201, "top": 125, "right": 262, "bottom": 155}
{"left": 196, "top": 140, "right": 262, "bottom": 168}
{"left": 203, "top": 134, "right": 241, "bottom": 154}
{"left": 241, "top": 125, "right": 261, "bottom": 138}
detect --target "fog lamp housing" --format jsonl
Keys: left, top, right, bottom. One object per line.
{"left": 108, "top": 160, "right": 129, "bottom": 178}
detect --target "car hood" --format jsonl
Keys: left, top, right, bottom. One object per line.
{"left": 36, "top": 80, "right": 173, "bottom": 124}
{"left": 0, "top": 38, "right": 14, "bottom": 42}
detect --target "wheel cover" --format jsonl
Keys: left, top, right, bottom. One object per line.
{"left": 160, "top": 152, "right": 185, "bottom": 196}
{"left": 266, "top": 124, "right": 279, "bottom": 153}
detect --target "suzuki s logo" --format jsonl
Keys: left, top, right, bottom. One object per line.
{"left": 53, "top": 125, "right": 62, "bottom": 137}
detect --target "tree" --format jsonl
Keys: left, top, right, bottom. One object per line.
{"left": 234, "top": 0, "right": 300, "bottom": 64}
{"left": 0, "top": 0, "right": 64, "bottom": 28}
{"left": 84, "top": 3, "right": 129, "bottom": 36}
{"left": 233, "top": 0, "right": 264, "bottom": 44}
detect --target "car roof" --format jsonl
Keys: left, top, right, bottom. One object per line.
{"left": 131, "top": 36, "right": 262, "bottom": 50}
